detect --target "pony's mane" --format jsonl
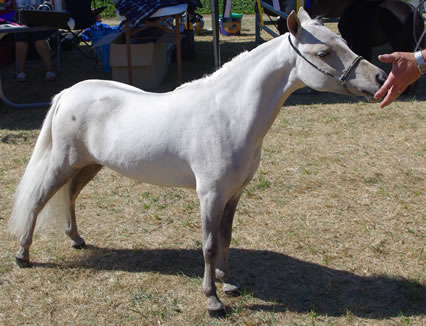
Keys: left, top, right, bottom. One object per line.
{"left": 176, "top": 50, "right": 251, "bottom": 89}
{"left": 314, "top": 16, "right": 324, "bottom": 25}
{"left": 211, "top": 50, "right": 251, "bottom": 79}
{"left": 176, "top": 16, "right": 325, "bottom": 91}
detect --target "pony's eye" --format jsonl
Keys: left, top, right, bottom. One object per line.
{"left": 317, "top": 51, "right": 330, "bottom": 58}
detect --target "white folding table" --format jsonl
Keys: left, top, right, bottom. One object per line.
{"left": 0, "top": 24, "right": 61, "bottom": 108}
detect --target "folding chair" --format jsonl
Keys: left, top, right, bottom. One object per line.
{"left": 63, "top": 0, "right": 106, "bottom": 58}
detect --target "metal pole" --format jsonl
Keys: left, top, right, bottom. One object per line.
{"left": 210, "top": 0, "right": 220, "bottom": 68}
{"left": 175, "top": 14, "right": 182, "bottom": 84}
{"left": 125, "top": 22, "right": 133, "bottom": 86}
{"left": 255, "top": 10, "right": 260, "bottom": 45}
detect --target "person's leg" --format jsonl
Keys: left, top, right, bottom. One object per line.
{"left": 33, "top": 31, "right": 56, "bottom": 80}
{"left": 34, "top": 39, "right": 53, "bottom": 73}
{"left": 15, "top": 32, "right": 31, "bottom": 81}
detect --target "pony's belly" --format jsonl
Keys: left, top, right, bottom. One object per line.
{"left": 107, "top": 161, "right": 197, "bottom": 189}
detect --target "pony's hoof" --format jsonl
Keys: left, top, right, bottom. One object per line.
{"left": 72, "top": 240, "right": 86, "bottom": 250}
{"left": 208, "top": 308, "right": 227, "bottom": 318}
{"left": 15, "top": 257, "right": 31, "bottom": 268}
{"left": 224, "top": 282, "right": 241, "bottom": 297}
{"left": 224, "top": 287, "right": 241, "bottom": 297}
{"left": 207, "top": 296, "right": 226, "bottom": 318}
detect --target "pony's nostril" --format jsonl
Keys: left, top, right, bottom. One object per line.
{"left": 376, "top": 72, "right": 386, "bottom": 86}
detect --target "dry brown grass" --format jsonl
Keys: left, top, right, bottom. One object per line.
{"left": 0, "top": 15, "right": 425, "bottom": 325}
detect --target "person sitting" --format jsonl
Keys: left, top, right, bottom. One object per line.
{"left": 13, "top": 0, "right": 58, "bottom": 82}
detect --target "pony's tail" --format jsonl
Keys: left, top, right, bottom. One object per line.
{"left": 9, "top": 91, "right": 71, "bottom": 239}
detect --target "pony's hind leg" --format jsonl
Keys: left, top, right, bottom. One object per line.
{"left": 13, "top": 165, "right": 78, "bottom": 267}
{"left": 67, "top": 164, "right": 103, "bottom": 249}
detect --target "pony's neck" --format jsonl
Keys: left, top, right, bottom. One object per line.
{"left": 211, "top": 35, "right": 303, "bottom": 141}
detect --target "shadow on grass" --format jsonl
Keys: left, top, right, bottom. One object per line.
{"left": 33, "top": 246, "right": 425, "bottom": 319}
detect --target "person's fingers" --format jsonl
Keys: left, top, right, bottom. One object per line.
{"left": 379, "top": 86, "right": 401, "bottom": 108}
{"left": 375, "top": 84, "right": 389, "bottom": 100}
{"left": 380, "top": 93, "right": 394, "bottom": 108}
{"left": 378, "top": 53, "right": 398, "bottom": 64}
{"left": 374, "top": 75, "right": 393, "bottom": 100}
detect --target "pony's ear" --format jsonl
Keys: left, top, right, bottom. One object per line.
{"left": 287, "top": 10, "right": 301, "bottom": 36}
{"left": 297, "top": 7, "right": 312, "bottom": 23}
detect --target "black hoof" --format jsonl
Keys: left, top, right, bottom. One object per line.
{"left": 225, "top": 288, "right": 241, "bottom": 297}
{"left": 72, "top": 241, "right": 86, "bottom": 250}
{"left": 208, "top": 308, "right": 227, "bottom": 318}
{"left": 16, "top": 257, "right": 32, "bottom": 268}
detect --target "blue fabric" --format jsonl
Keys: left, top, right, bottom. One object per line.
{"left": 0, "top": 12, "right": 15, "bottom": 23}
{"left": 82, "top": 22, "right": 121, "bottom": 72}
{"left": 81, "top": 22, "right": 120, "bottom": 42}
{"left": 115, "top": 0, "right": 201, "bottom": 28}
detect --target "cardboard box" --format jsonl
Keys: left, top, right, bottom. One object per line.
{"left": 110, "top": 37, "right": 168, "bottom": 91}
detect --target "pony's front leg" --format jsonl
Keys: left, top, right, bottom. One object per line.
{"left": 215, "top": 194, "right": 242, "bottom": 297}
{"left": 199, "top": 190, "right": 227, "bottom": 317}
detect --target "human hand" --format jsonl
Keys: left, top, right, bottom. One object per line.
{"left": 374, "top": 52, "right": 421, "bottom": 108}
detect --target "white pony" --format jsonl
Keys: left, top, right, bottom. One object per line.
{"left": 9, "top": 9, "right": 386, "bottom": 316}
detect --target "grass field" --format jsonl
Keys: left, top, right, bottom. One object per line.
{"left": 0, "top": 15, "right": 425, "bottom": 325}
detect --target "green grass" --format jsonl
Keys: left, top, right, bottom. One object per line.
{"left": 99, "top": 0, "right": 118, "bottom": 18}
{"left": 198, "top": 0, "right": 255, "bottom": 14}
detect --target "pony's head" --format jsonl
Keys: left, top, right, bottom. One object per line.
{"left": 287, "top": 8, "right": 386, "bottom": 101}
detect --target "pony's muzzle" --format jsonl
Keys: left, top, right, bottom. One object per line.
{"left": 375, "top": 71, "right": 387, "bottom": 87}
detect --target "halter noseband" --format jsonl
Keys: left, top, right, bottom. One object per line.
{"left": 288, "top": 34, "right": 363, "bottom": 96}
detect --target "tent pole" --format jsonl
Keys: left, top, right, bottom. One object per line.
{"left": 210, "top": 0, "right": 221, "bottom": 68}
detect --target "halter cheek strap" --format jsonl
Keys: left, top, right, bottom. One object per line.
{"left": 288, "top": 34, "right": 363, "bottom": 97}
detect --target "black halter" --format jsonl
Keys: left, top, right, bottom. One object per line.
{"left": 288, "top": 34, "right": 363, "bottom": 97}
